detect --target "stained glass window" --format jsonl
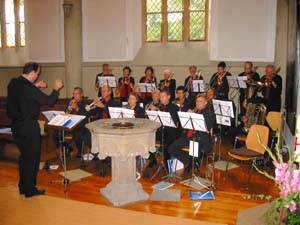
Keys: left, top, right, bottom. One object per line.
{"left": 146, "top": 0, "right": 207, "bottom": 42}
{"left": 0, "top": 0, "right": 26, "bottom": 48}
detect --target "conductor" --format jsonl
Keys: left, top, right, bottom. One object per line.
{"left": 7, "top": 62, "right": 64, "bottom": 197}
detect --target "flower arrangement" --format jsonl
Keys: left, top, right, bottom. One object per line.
{"left": 253, "top": 132, "right": 300, "bottom": 225}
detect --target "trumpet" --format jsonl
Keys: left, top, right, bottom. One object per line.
{"left": 85, "top": 97, "right": 103, "bottom": 111}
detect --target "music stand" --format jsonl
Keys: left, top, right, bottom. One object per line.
{"left": 98, "top": 76, "right": 117, "bottom": 88}
{"left": 192, "top": 80, "right": 207, "bottom": 93}
{"left": 212, "top": 99, "right": 234, "bottom": 161}
{"left": 145, "top": 110, "right": 177, "bottom": 181}
{"left": 138, "top": 83, "right": 156, "bottom": 95}
{"left": 108, "top": 107, "right": 135, "bottom": 118}
{"left": 46, "top": 114, "right": 86, "bottom": 193}
{"left": 178, "top": 111, "right": 211, "bottom": 190}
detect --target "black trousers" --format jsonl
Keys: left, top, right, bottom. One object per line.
{"left": 13, "top": 121, "right": 41, "bottom": 194}
{"left": 73, "top": 127, "right": 91, "bottom": 151}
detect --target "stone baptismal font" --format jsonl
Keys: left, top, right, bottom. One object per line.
{"left": 86, "top": 118, "right": 160, "bottom": 206}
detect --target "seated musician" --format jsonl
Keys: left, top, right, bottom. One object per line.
{"left": 206, "top": 88, "right": 217, "bottom": 112}
{"left": 260, "top": 65, "right": 282, "bottom": 112}
{"left": 158, "top": 69, "right": 176, "bottom": 101}
{"left": 168, "top": 94, "right": 215, "bottom": 172}
{"left": 173, "top": 86, "right": 192, "bottom": 112}
{"left": 228, "top": 114, "right": 248, "bottom": 148}
{"left": 209, "top": 61, "right": 232, "bottom": 100}
{"left": 127, "top": 93, "right": 145, "bottom": 118}
{"left": 139, "top": 66, "right": 157, "bottom": 105}
{"left": 145, "top": 90, "right": 161, "bottom": 110}
{"left": 90, "top": 85, "right": 120, "bottom": 119}
{"left": 184, "top": 65, "right": 203, "bottom": 107}
{"left": 65, "top": 87, "right": 91, "bottom": 158}
{"left": 117, "top": 66, "right": 135, "bottom": 103}
{"left": 147, "top": 90, "right": 180, "bottom": 167}
{"left": 94, "top": 63, "right": 115, "bottom": 97}
{"left": 238, "top": 61, "right": 260, "bottom": 115}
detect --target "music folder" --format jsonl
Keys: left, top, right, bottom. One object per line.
{"left": 108, "top": 107, "right": 135, "bottom": 118}
{"left": 98, "top": 76, "right": 117, "bottom": 88}
{"left": 138, "top": 83, "right": 156, "bottom": 93}
{"left": 146, "top": 110, "right": 176, "bottom": 128}
{"left": 227, "top": 76, "right": 247, "bottom": 89}
{"left": 192, "top": 80, "right": 207, "bottom": 92}
{"left": 47, "top": 114, "right": 86, "bottom": 130}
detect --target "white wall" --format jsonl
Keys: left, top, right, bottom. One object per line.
{"left": 82, "top": 0, "right": 142, "bottom": 62}
{"left": 209, "top": 0, "right": 277, "bottom": 62}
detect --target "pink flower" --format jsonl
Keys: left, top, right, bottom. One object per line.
{"left": 289, "top": 200, "right": 297, "bottom": 213}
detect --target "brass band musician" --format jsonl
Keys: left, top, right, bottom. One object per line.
{"left": 158, "top": 69, "right": 176, "bottom": 101}
{"left": 238, "top": 61, "right": 260, "bottom": 114}
{"left": 139, "top": 66, "right": 157, "bottom": 105}
{"left": 145, "top": 90, "right": 161, "bottom": 111}
{"left": 168, "top": 94, "right": 215, "bottom": 172}
{"left": 173, "top": 86, "right": 193, "bottom": 112}
{"left": 95, "top": 63, "right": 115, "bottom": 97}
{"left": 210, "top": 61, "right": 232, "bottom": 100}
{"left": 260, "top": 65, "right": 282, "bottom": 112}
{"left": 117, "top": 66, "right": 135, "bottom": 103}
{"left": 184, "top": 65, "right": 203, "bottom": 107}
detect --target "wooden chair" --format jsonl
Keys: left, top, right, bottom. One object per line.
{"left": 266, "top": 111, "right": 282, "bottom": 149}
{"left": 225, "top": 124, "right": 269, "bottom": 188}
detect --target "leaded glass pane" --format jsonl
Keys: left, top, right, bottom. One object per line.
{"left": 147, "top": 14, "right": 162, "bottom": 41}
{"left": 168, "top": 12, "right": 183, "bottom": 41}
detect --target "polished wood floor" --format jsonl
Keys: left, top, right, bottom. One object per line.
{"left": 0, "top": 138, "right": 279, "bottom": 225}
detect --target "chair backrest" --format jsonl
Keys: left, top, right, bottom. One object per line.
{"left": 266, "top": 111, "right": 282, "bottom": 132}
{"left": 246, "top": 125, "right": 269, "bottom": 154}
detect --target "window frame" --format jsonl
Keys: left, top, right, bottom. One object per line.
{"left": 0, "top": 0, "right": 26, "bottom": 48}
{"left": 145, "top": 0, "right": 208, "bottom": 43}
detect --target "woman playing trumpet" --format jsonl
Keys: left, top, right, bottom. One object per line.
{"left": 116, "top": 66, "right": 135, "bottom": 103}
{"left": 158, "top": 69, "right": 176, "bottom": 102}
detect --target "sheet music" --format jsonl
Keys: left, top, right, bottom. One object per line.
{"left": 189, "top": 140, "right": 199, "bottom": 157}
{"left": 216, "top": 115, "right": 231, "bottom": 126}
{"left": 212, "top": 99, "right": 234, "bottom": 118}
{"left": 177, "top": 112, "right": 208, "bottom": 132}
{"left": 192, "top": 80, "right": 206, "bottom": 92}
{"left": 237, "top": 76, "right": 247, "bottom": 88}
{"left": 137, "top": 83, "right": 156, "bottom": 93}
{"left": 157, "top": 111, "right": 176, "bottom": 128}
{"left": 227, "top": 76, "right": 239, "bottom": 88}
{"left": 98, "top": 76, "right": 117, "bottom": 87}
{"left": 122, "top": 102, "right": 144, "bottom": 108}
{"left": 42, "top": 110, "right": 65, "bottom": 121}
{"left": 48, "top": 114, "right": 85, "bottom": 129}
{"left": 145, "top": 110, "right": 176, "bottom": 128}
{"left": 108, "top": 107, "right": 135, "bottom": 118}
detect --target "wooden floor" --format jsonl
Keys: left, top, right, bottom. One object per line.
{"left": 0, "top": 137, "right": 279, "bottom": 225}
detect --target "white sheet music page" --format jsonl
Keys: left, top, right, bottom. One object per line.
{"left": 189, "top": 140, "right": 199, "bottom": 157}
{"left": 42, "top": 110, "right": 65, "bottom": 121}
{"left": 237, "top": 76, "right": 247, "bottom": 88}
{"left": 157, "top": 111, "right": 176, "bottom": 128}
{"left": 98, "top": 77, "right": 116, "bottom": 87}
{"left": 216, "top": 115, "right": 231, "bottom": 126}
{"left": 178, "top": 112, "right": 207, "bottom": 132}
{"left": 146, "top": 110, "right": 161, "bottom": 124}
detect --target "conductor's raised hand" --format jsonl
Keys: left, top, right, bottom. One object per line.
{"left": 54, "top": 79, "right": 64, "bottom": 91}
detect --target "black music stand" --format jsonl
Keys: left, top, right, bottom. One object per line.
{"left": 178, "top": 111, "right": 211, "bottom": 190}
{"left": 46, "top": 114, "right": 85, "bottom": 193}
{"left": 108, "top": 107, "right": 135, "bottom": 119}
{"left": 145, "top": 110, "right": 177, "bottom": 180}
{"left": 212, "top": 99, "right": 234, "bottom": 161}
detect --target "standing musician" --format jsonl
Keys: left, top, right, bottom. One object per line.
{"left": 238, "top": 61, "right": 260, "bottom": 114}
{"left": 145, "top": 90, "right": 161, "bottom": 111}
{"left": 90, "top": 85, "right": 120, "bottom": 119}
{"left": 184, "top": 65, "right": 203, "bottom": 107}
{"left": 168, "top": 94, "right": 215, "bottom": 172}
{"left": 158, "top": 69, "right": 176, "bottom": 101}
{"left": 139, "top": 66, "right": 157, "bottom": 105}
{"left": 117, "top": 66, "right": 135, "bottom": 103}
{"left": 95, "top": 63, "right": 115, "bottom": 97}
{"left": 65, "top": 87, "right": 91, "bottom": 158}
{"left": 173, "top": 86, "right": 193, "bottom": 112}
{"left": 126, "top": 93, "right": 145, "bottom": 118}
{"left": 260, "top": 65, "right": 282, "bottom": 112}
{"left": 147, "top": 90, "right": 180, "bottom": 166}
{"left": 7, "top": 62, "right": 64, "bottom": 197}
{"left": 210, "top": 61, "right": 232, "bottom": 100}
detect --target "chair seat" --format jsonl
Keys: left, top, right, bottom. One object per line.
{"left": 229, "top": 147, "right": 262, "bottom": 158}
{"left": 236, "top": 135, "right": 247, "bottom": 142}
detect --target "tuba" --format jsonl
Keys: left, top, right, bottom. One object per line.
{"left": 242, "top": 102, "right": 267, "bottom": 133}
